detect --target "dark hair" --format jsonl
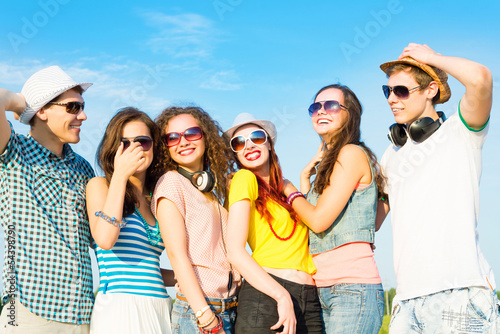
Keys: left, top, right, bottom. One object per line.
{"left": 31, "top": 86, "right": 86, "bottom": 126}
{"left": 385, "top": 64, "right": 440, "bottom": 104}
{"left": 96, "top": 107, "right": 163, "bottom": 216}
{"left": 311, "top": 84, "right": 386, "bottom": 198}
{"left": 155, "top": 106, "right": 236, "bottom": 203}
{"left": 231, "top": 129, "right": 299, "bottom": 223}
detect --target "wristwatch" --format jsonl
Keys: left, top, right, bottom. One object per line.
{"left": 196, "top": 305, "right": 210, "bottom": 318}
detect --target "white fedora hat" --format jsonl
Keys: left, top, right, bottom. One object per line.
{"left": 225, "top": 113, "right": 277, "bottom": 144}
{"left": 19, "top": 66, "right": 92, "bottom": 124}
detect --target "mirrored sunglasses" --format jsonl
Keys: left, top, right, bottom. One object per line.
{"left": 382, "top": 85, "right": 421, "bottom": 99}
{"left": 308, "top": 100, "right": 348, "bottom": 117}
{"left": 163, "top": 126, "right": 203, "bottom": 147}
{"left": 230, "top": 129, "right": 268, "bottom": 152}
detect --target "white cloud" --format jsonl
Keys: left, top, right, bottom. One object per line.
{"left": 200, "top": 70, "right": 242, "bottom": 91}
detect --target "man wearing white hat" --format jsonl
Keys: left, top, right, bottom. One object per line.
{"left": 0, "top": 66, "right": 94, "bottom": 333}
{"left": 377, "top": 43, "right": 499, "bottom": 332}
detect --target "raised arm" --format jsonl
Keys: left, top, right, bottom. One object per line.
{"left": 399, "top": 43, "right": 493, "bottom": 129}
{"left": 284, "top": 145, "right": 369, "bottom": 233}
{"left": 0, "top": 89, "right": 26, "bottom": 154}
{"left": 226, "top": 200, "right": 296, "bottom": 334}
{"left": 86, "top": 141, "right": 146, "bottom": 250}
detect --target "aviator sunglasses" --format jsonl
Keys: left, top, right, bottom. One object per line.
{"left": 163, "top": 126, "right": 203, "bottom": 147}
{"left": 230, "top": 129, "right": 268, "bottom": 152}
{"left": 47, "top": 101, "right": 85, "bottom": 114}
{"left": 382, "top": 85, "right": 421, "bottom": 99}
{"left": 121, "top": 136, "right": 153, "bottom": 151}
{"left": 308, "top": 100, "right": 348, "bottom": 117}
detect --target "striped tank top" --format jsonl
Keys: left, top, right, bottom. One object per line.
{"left": 94, "top": 211, "right": 169, "bottom": 298}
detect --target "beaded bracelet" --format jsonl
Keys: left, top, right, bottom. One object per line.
{"left": 287, "top": 191, "right": 305, "bottom": 205}
{"left": 197, "top": 312, "right": 215, "bottom": 328}
{"left": 95, "top": 211, "right": 127, "bottom": 228}
{"left": 199, "top": 314, "right": 223, "bottom": 334}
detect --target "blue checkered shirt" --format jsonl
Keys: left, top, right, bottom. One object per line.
{"left": 0, "top": 123, "right": 95, "bottom": 324}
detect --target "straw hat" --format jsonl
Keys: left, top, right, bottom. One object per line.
{"left": 380, "top": 57, "right": 451, "bottom": 104}
{"left": 225, "top": 113, "right": 277, "bottom": 144}
{"left": 19, "top": 66, "right": 92, "bottom": 124}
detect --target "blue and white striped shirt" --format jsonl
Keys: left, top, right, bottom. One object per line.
{"left": 94, "top": 211, "right": 169, "bottom": 298}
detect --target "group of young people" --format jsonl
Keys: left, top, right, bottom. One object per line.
{"left": 0, "top": 43, "right": 498, "bottom": 334}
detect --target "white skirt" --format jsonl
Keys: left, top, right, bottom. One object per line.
{"left": 90, "top": 293, "right": 172, "bottom": 334}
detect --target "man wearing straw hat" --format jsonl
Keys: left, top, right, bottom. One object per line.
{"left": 377, "top": 43, "right": 499, "bottom": 332}
{"left": 0, "top": 66, "right": 94, "bottom": 333}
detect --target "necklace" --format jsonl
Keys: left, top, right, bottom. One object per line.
{"left": 134, "top": 208, "right": 161, "bottom": 246}
{"left": 268, "top": 219, "right": 297, "bottom": 241}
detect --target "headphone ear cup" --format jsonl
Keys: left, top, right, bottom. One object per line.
{"left": 192, "top": 171, "right": 216, "bottom": 193}
{"left": 388, "top": 123, "right": 407, "bottom": 147}
{"left": 408, "top": 117, "right": 441, "bottom": 143}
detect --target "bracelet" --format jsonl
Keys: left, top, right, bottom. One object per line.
{"left": 195, "top": 305, "right": 210, "bottom": 319}
{"left": 287, "top": 191, "right": 305, "bottom": 205}
{"left": 197, "top": 312, "right": 216, "bottom": 328}
{"left": 199, "top": 314, "right": 223, "bottom": 333}
{"left": 95, "top": 211, "right": 127, "bottom": 228}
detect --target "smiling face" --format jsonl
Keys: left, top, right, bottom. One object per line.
{"left": 121, "top": 120, "right": 154, "bottom": 175}
{"left": 233, "top": 124, "right": 271, "bottom": 177}
{"left": 311, "top": 88, "right": 348, "bottom": 141}
{"left": 386, "top": 69, "right": 432, "bottom": 125}
{"left": 165, "top": 113, "right": 205, "bottom": 172}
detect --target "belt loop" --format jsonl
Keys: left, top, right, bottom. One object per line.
{"left": 221, "top": 299, "right": 226, "bottom": 314}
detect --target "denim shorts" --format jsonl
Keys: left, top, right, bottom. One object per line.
{"left": 171, "top": 294, "right": 237, "bottom": 334}
{"left": 235, "top": 274, "right": 323, "bottom": 333}
{"left": 389, "top": 287, "right": 500, "bottom": 333}
{"left": 318, "top": 283, "right": 384, "bottom": 334}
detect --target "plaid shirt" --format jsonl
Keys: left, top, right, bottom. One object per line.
{"left": 0, "top": 123, "right": 95, "bottom": 324}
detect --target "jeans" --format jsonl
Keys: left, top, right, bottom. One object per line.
{"left": 318, "top": 283, "right": 384, "bottom": 334}
{"left": 171, "top": 294, "right": 237, "bottom": 334}
{"left": 389, "top": 287, "right": 500, "bottom": 333}
{"left": 235, "top": 275, "right": 323, "bottom": 333}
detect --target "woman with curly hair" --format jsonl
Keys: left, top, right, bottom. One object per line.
{"left": 86, "top": 107, "right": 174, "bottom": 333}
{"left": 283, "top": 84, "right": 385, "bottom": 333}
{"left": 152, "top": 106, "right": 241, "bottom": 334}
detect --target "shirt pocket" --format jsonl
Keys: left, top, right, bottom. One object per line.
{"left": 31, "top": 165, "right": 63, "bottom": 208}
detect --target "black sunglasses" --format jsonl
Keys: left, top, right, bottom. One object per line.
{"left": 163, "top": 126, "right": 203, "bottom": 147}
{"left": 121, "top": 136, "right": 153, "bottom": 151}
{"left": 382, "top": 85, "right": 421, "bottom": 99}
{"left": 230, "top": 129, "right": 268, "bottom": 152}
{"left": 308, "top": 100, "right": 348, "bottom": 117}
{"left": 47, "top": 101, "right": 85, "bottom": 114}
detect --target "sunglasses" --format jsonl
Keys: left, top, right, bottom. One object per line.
{"left": 230, "top": 129, "right": 268, "bottom": 152}
{"left": 308, "top": 100, "right": 348, "bottom": 117}
{"left": 47, "top": 101, "right": 85, "bottom": 114}
{"left": 121, "top": 136, "right": 153, "bottom": 151}
{"left": 163, "top": 126, "right": 203, "bottom": 147}
{"left": 382, "top": 85, "right": 421, "bottom": 99}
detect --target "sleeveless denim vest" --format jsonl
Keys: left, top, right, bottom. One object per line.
{"left": 308, "top": 146, "right": 377, "bottom": 255}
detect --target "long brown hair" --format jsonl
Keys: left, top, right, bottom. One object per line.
{"left": 96, "top": 107, "right": 163, "bottom": 216}
{"left": 232, "top": 131, "right": 299, "bottom": 223}
{"left": 155, "top": 106, "right": 235, "bottom": 203}
{"left": 312, "top": 84, "right": 385, "bottom": 197}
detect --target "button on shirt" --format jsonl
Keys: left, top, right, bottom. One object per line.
{"left": 0, "top": 123, "right": 95, "bottom": 324}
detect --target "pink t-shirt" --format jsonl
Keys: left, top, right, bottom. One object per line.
{"left": 152, "top": 171, "right": 241, "bottom": 298}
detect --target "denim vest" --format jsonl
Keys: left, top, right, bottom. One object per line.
{"left": 308, "top": 146, "right": 377, "bottom": 255}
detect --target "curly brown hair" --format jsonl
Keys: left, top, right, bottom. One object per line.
{"left": 311, "top": 84, "right": 386, "bottom": 199}
{"left": 96, "top": 107, "right": 164, "bottom": 216}
{"left": 155, "top": 106, "right": 236, "bottom": 203}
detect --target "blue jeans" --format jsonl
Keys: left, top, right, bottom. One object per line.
{"left": 171, "top": 294, "right": 237, "bottom": 334}
{"left": 389, "top": 287, "right": 500, "bottom": 333}
{"left": 318, "top": 283, "right": 384, "bottom": 334}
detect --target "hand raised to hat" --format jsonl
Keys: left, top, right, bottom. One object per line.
{"left": 398, "top": 43, "right": 442, "bottom": 65}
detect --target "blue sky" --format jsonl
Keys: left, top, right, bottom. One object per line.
{"left": 1, "top": 1, "right": 499, "bottom": 295}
